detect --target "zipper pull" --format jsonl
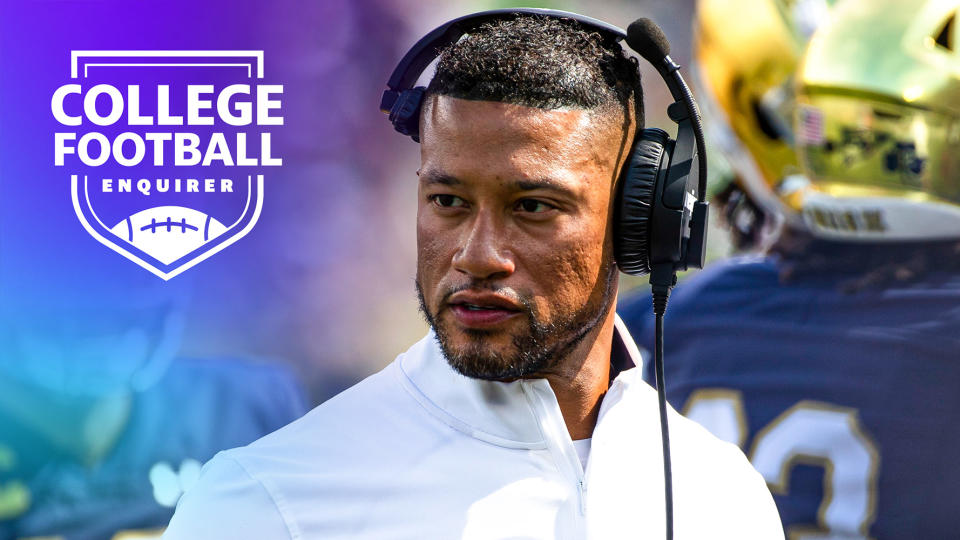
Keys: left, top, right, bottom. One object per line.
{"left": 578, "top": 479, "right": 587, "bottom": 515}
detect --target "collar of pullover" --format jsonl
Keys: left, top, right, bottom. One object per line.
{"left": 396, "top": 314, "right": 644, "bottom": 449}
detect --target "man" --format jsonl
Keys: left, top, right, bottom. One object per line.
{"left": 163, "top": 14, "right": 781, "bottom": 539}
{"left": 621, "top": 0, "right": 960, "bottom": 537}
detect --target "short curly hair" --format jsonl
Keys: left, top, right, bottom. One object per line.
{"left": 426, "top": 14, "right": 644, "bottom": 128}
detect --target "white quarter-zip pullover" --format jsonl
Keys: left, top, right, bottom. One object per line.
{"left": 163, "top": 317, "right": 783, "bottom": 539}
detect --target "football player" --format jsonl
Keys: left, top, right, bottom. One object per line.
{"left": 621, "top": 0, "right": 960, "bottom": 537}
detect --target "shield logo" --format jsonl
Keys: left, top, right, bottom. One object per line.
{"left": 57, "top": 51, "right": 278, "bottom": 279}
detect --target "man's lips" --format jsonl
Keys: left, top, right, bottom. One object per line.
{"left": 445, "top": 291, "right": 523, "bottom": 328}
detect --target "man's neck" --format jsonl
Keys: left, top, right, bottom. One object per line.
{"left": 541, "top": 309, "right": 617, "bottom": 441}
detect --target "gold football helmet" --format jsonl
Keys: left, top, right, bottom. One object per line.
{"left": 793, "top": 0, "right": 960, "bottom": 240}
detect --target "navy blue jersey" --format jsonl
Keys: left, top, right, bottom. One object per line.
{"left": 0, "top": 358, "right": 307, "bottom": 540}
{"left": 620, "top": 255, "right": 960, "bottom": 539}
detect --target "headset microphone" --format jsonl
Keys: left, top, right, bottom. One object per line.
{"left": 626, "top": 18, "right": 672, "bottom": 60}
{"left": 381, "top": 11, "right": 710, "bottom": 539}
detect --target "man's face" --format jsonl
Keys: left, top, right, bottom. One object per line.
{"left": 416, "top": 95, "right": 633, "bottom": 380}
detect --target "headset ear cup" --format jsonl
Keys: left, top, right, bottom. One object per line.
{"left": 615, "top": 128, "right": 669, "bottom": 276}
{"left": 388, "top": 87, "right": 426, "bottom": 141}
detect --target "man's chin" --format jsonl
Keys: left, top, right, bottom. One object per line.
{"left": 439, "top": 332, "right": 544, "bottom": 382}
{"left": 445, "top": 353, "right": 529, "bottom": 381}
{"left": 433, "top": 325, "right": 529, "bottom": 380}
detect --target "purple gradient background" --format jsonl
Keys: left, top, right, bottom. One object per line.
{"left": 0, "top": 0, "right": 424, "bottom": 402}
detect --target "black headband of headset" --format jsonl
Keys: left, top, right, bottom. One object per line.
{"left": 379, "top": 7, "right": 707, "bottom": 200}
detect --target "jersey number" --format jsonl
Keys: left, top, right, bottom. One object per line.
{"left": 683, "top": 390, "right": 879, "bottom": 540}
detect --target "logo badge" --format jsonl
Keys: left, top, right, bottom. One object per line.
{"left": 54, "top": 51, "right": 282, "bottom": 279}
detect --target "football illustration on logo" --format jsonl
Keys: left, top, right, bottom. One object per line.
{"left": 110, "top": 206, "right": 228, "bottom": 265}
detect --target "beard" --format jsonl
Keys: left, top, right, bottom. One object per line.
{"left": 415, "top": 264, "right": 618, "bottom": 381}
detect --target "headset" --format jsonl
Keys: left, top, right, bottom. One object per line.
{"left": 381, "top": 9, "right": 710, "bottom": 539}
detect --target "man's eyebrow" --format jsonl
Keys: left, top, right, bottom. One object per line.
{"left": 420, "top": 172, "right": 577, "bottom": 198}
{"left": 515, "top": 178, "right": 577, "bottom": 198}
{"left": 419, "top": 171, "right": 461, "bottom": 186}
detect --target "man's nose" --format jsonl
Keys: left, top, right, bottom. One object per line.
{"left": 452, "top": 210, "right": 515, "bottom": 281}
